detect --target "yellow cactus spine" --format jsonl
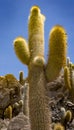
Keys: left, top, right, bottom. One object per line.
{"left": 64, "top": 66, "right": 71, "bottom": 90}
{"left": 13, "top": 37, "right": 30, "bottom": 65}
{"left": 54, "top": 123, "right": 65, "bottom": 130}
{"left": 46, "top": 25, "right": 67, "bottom": 82}
{"left": 28, "top": 5, "right": 45, "bottom": 65}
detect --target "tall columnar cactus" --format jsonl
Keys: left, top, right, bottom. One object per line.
{"left": 13, "top": 5, "right": 67, "bottom": 130}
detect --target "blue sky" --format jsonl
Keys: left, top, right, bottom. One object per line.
{"left": 0, "top": 0, "right": 74, "bottom": 79}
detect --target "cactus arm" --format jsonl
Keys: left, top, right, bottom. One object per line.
{"left": 45, "top": 25, "right": 67, "bottom": 82}
{"left": 13, "top": 37, "right": 30, "bottom": 65}
{"left": 28, "top": 6, "right": 45, "bottom": 65}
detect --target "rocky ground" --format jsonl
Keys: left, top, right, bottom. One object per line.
{"left": 47, "top": 76, "right": 74, "bottom": 130}
{"left": 0, "top": 75, "right": 74, "bottom": 130}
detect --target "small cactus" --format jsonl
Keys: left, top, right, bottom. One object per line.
{"left": 19, "top": 71, "right": 25, "bottom": 85}
{"left": 54, "top": 123, "right": 65, "bottom": 130}
{"left": 64, "top": 66, "right": 71, "bottom": 90}
{"left": 67, "top": 57, "right": 70, "bottom": 67}
{"left": 13, "top": 102, "right": 19, "bottom": 108}
{"left": 64, "top": 110, "right": 72, "bottom": 123}
{"left": 72, "top": 64, "right": 74, "bottom": 69}
{"left": 4, "top": 105, "right": 12, "bottom": 119}
{"left": 23, "top": 83, "right": 29, "bottom": 117}
{"left": 64, "top": 58, "right": 74, "bottom": 102}
{"left": 61, "top": 109, "right": 72, "bottom": 127}
{"left": 60, "top": 107, "right": 66, "bottom": 119}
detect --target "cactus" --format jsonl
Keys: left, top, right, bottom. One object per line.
{"left": 19, "top": 71, "right": 25, "bottom": 85}
{"left": 54, "top": 123, "right": 65, "bottom": 130}
{"left": 13, "top": 5, "right": 67, "bottom": 130}
{"left": 23, "top": 83, "right": 29, "bottom": 117}
{"left": 64, "top": 57, "right": 74, "bottom": 102}
{"left": 72, "top": 64, "right": 74, "bottom": 69}
{"left": 4, "top": 105, "right": 12, "bottom": 119}
{"left": 64, "top": 66, "right": 71, "bottom": 90}
{"left": 67, "top": 57, "right": 70, "bottom": 67}
{"left": 61, "top": 109, "right": 72, "bottom": 127}
{"left": 64, "top": 110, "right": 72, "bottom": 123}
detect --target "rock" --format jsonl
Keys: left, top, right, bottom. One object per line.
{"left": 0, "top": 74, "right": 22, "bottom": 118}
{"left": 0, "top": 118, "right": 9, "bottom": 130}
{"left": 71, "top": 119, "right": 74, "bottom": 128}
{"left": 7, "top": 112, "right": 30, "bottom": 130}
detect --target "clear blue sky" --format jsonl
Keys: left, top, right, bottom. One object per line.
{"left": 0, "top": 0, "right": 74, "bottom": 79}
